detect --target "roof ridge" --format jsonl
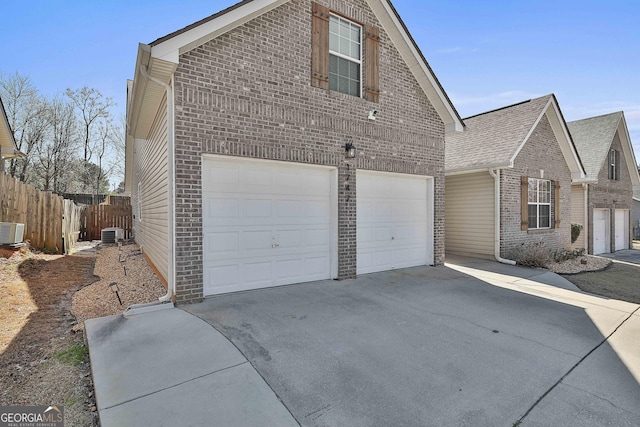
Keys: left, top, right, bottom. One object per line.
{"left": 567, "top": 110, "right": 622, "bottom": 125}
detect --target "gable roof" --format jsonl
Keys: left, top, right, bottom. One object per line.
{"left": 567, "top": 112, "right": 640, "bottom": 186}
{"left": 127, "top": 0, "right": 464, "bottom": 139}
{"left": 0, "top": 96, "right": 23, "bottom": 160}
{"left": 445, "top": 94, "right": 585, "bottom": 180}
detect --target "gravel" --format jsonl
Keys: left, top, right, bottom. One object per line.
{"left": 546, "top": 255, "right": 612, "bottom": 275}
{"left": 72, "top": 242, "right": 167, "bottom": 328}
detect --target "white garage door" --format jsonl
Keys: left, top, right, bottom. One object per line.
{"left": 202, "top": 156, "right": 336, "bottom": 296}
{"left": 593, "top": 208, "right": 610, "bottom": 255}
{"left": 615, "top": 209, "right": 629, "bottom": 251}
{"left": 357, "top": 171, "right": 433, "bottom": 274}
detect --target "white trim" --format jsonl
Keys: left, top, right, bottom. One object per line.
{"left": 617, "top": 114, "right": 640, "bottom": 187}
{"left": 151, "top": 0, "right": 289, "bottom": 63}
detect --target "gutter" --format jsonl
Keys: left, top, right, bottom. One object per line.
{"left": 583, "top": 183, "right": 589, "bottom": 254}
{"left": 489, "top": 168, "right": 516, "bottom": 265}
{"left": 139, "top": 64, "right": 177, "bottom": 304}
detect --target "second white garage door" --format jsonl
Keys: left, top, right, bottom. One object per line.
{"left": 615, "top": 209, "right": 629, "bottom": 251}
{"left": 357, "top": 171, "right": 433, "bottom": 274}
{"left": 202, "top": 156, "right": 337, "bottom": 296}
{"left": 593, "top": 208, "right": 610, "bottom": 255}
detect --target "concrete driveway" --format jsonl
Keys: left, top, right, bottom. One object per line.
{"left": 183, "top": 258, "right": 640, "bottom": 426}
{"left": 600, "top": 248, "right": 640, "bottom": 265}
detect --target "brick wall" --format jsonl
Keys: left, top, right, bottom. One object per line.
{"left": 500, "top": 114, "right": 573, "bottom": 258}
{"left": 172, "top": 0, "right": 446, "bottom": 303}
{"left": 587, "top": 131, "right": 634, "bottom": 253}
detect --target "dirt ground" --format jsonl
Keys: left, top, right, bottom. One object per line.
{"left": 0, "top": 241, "right": 166, "bottom": 427}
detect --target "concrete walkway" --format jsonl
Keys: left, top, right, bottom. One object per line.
{"left": 85, "top": 304, "right": 297, "bottom": 427}
{"left": 86, "top": 258, "right": 640, "bottom": 426}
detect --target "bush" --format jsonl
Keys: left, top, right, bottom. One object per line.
{"left": 553, "top": 248, "right": 585, "bottom": 262}
{"left": 511, "top": 241, "right": 552, "bottom": 267}
{"left": 571, "top": 223, "right": 583, "bottom": 244}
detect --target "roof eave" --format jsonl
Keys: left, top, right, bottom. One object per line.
{"left": 127, "top": 43, "right": 177, "bottom": 140}
{"left": 617, "top": 114, "right": 640, "bottom": 187}
{"left": 0, "top": 97, "right": 24, "bottom": 158}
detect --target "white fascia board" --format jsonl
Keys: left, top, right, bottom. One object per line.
{"left": 546, "top": 100, "right": 586, "bottom": 178}
{"left": 617, "top": 114, "right": 640, "bottom": 187}
{"left": 151, "top": 0, "right": 289, "bottom": 64}
{"left": 367, "top": 0, "right": 463, "bottom": 133}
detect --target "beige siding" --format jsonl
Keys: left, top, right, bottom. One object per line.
{"left": 571, "top": 185, "right": 586, "bottom": 249}
{"left": 132, "top": 95, "right": 169, "bottom": 282}
{"left": 445, "top": 172, "right": 495, "bottom": 256}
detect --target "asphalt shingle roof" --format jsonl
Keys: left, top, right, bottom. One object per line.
{"left": 445, "top": 95, "right": 552, "bottom": 171}
{"left": 566, "top": 112, "right": 622, "bottom": 179}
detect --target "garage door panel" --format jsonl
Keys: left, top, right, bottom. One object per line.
{"left": 203, "top": 156, "right": 334, "bottom": 296}
{"left": 615, "top": 209, "right": 629, "bottom": 251}
{"left": 357, "top": 171, "right": 432, "bottom": 275}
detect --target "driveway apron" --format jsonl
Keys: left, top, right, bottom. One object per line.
{"left": 184, "top": 262, "right": 640, "bottom": 426}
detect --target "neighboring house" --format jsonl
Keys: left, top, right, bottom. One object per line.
{"left": 125, "top": 0, "right": 463, "bottom": 303}
{"left": 0, "top": 97, "right": 24, "bottom": 174}
{"left": 567, "top": 112, "right": 640, "bottom": 254}
{"left": 445, "top": 94, "right": 585, "bottom": 262}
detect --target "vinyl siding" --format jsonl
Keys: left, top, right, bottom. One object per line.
{"left": 445, "top": 172, "right": 494, "bottom": 256}
{"left": 133, "top": 95, "right": 169, "bottom": 282}
{"left": 571, "top": 185, "right": 586, "bottom": 249}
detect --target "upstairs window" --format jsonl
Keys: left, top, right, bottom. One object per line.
{"left": 329, "top": 15, "right": 361, "bottom": 97}
{"left": 608, "top": 149, "right": 620, "bottom": 180}
{"left": 311, "top": 2, "right": 379, "bottom": 102}
{"left": 528, "top": 178, "right": 551, "bottom": 229}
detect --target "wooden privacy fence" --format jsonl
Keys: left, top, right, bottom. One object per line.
{"left": 82, "top": 204, "right": 132, "bottom": 241}
{"left": 1, "top": 172, "right": 68, "bottom": 252}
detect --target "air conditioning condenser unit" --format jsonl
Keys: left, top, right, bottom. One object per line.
{"left": 0, "top": 222, "right": 25, "bottom": 244}
{"left": 101, "top": 227, "right": 124, "bottom": 243}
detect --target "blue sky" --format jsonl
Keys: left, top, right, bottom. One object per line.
{"left": 2, "top": 0, "right": 639, "bottom": 175}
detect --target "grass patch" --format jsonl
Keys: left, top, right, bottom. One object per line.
{"left": 54, "top": 343, "right": 89, "bottom": 366}
{"left": 562, "top": 263, "right": 640, "bottom": 304}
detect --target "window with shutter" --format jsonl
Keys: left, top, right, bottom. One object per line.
{"left": 608, "top": 149, "right": 620, "bottom": 181}
{"left": 311, "top": 2, "right": 379, "bottom": 101}
{"left": 526, "top": 177, "right": 552, "bottom": 229}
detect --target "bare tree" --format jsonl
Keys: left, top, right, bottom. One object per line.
{"left": 35, "top": 96, "right": 78, "bottom": 193}
{"left": 0, "top": 71, "right": 47, "bottom": 182}
{"left": 65, "top": 86, "right": 114, "bottom": 191}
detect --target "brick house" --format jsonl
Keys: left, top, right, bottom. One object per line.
{"left": 567, "top": 112, "right": 640, "bottom": 254}
{"left": 445, "top": 95, "right": 586, "bottom": 262}
{"left": 125, "top": 0, "right": 463, "bottom": 303}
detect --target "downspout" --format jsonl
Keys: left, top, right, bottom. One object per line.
{"left": 582, "top": 183, "right": 589, "bottom": 253}
{"left": 140, "top": 65, "right": 176, "bottom": 303}
{"left": 489, "top": 168, "right": 517, "bottom": 265}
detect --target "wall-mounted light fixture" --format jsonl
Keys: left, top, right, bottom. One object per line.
{"left": 345, "top": 141, "right": 356, "bottom": 158}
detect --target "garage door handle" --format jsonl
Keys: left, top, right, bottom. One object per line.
{"left": 391, "top": 236, "right": 394, "bottom": 240}
{"left": 272, "top": 243, "right": 279, "bottom": 248}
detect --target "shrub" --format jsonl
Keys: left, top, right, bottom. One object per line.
{"left": 511, "top": 241, "right": 552, "bottom": 268}
{"left": 571, "top": 223, "right": 583, "bottom": 244}
{"left": 553, "top": 247, "right": 585, "bottom": 262}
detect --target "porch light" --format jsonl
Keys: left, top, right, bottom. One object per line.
{"left": 345, "top": 141, "right": 356, "bottom": 158}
